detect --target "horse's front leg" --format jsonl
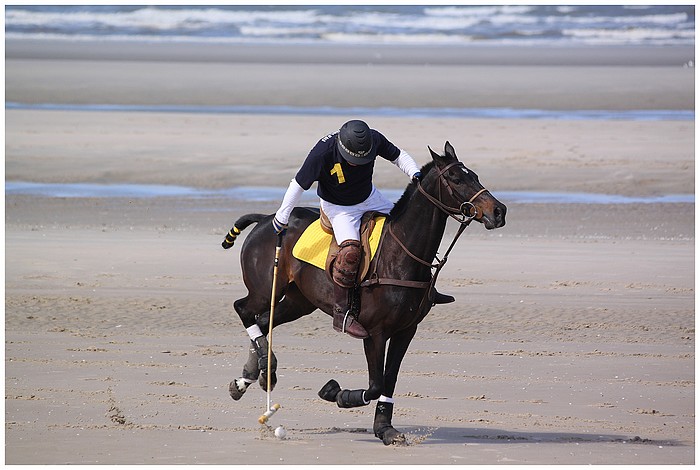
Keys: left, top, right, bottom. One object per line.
{"left": 318, "top": 334, "right": 386, "bottom": 408}
{"left": 373, "top": 325, "right": 417, "bottom": 445}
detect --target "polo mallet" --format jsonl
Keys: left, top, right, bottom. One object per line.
{"left": 258, "top": 233, "right": 283, "bottom": 425}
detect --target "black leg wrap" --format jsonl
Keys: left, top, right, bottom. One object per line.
{"left": 252, "top": 336, "right": 277, "bottom": 392}
{"left": 373, "top": 401, "right": 406, "bottom": 445}
{"left": 373, "top": 401, "right": 394, "bottom": 438}
{"left": 242, "top": 342, "right": 260, "bottom": 381}
{"left": 318, "top": 379, "right": 341, "bottom": 402}
{"left": 336, "top": 389, "right": 369, "bottom": 408}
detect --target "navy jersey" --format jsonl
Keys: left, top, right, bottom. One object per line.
{"left": 294, "top": 130, "right": 401, "bottom": 206}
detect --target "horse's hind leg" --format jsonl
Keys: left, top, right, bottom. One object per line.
{"left": 229, "top": 294, "right": 274, "bottom": 400}
{"left": 229, "top": 284, "right": 317, "bottom": 400}
{"left": 253, "top": 283, "right": 317, "bottom": 392}
{"left": 228, "top": 335, "right": 266, "bottom": 400}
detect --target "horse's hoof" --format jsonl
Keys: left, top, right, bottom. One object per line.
{"left": 229, "top": 379, "right": 249, "bottom": 401}
{"left": 379, "top": 427, "right": 407, "bottom": 446}
{"left": 318, "top": 379, "right": 341, "bottom": 402}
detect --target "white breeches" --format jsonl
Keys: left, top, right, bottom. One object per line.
{"left": 320, "top": 186, "right": 394, "bottom": 243}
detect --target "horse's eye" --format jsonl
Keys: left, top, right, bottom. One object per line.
{"left": 447, "top": 171, "right": 464, "bottom": 184}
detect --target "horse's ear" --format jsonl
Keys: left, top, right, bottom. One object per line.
{"left": 444, "top": 141, "right": 458, "bottom": 160}
{"left": 428, "top": 145, "right": 442, "bottom": 161}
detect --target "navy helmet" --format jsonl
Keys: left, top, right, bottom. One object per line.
{"left": 337, "top": 120, "right": 376, "bottom": 165}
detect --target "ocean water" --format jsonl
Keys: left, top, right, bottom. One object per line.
{"left": 5, "top": 102, "right": 694, "bottom": 122}
{"left": 5, "top": 182, "right": 694, "bottom": 205}
{"left": 5, "top": 5, "right": 695, "bottom": 47}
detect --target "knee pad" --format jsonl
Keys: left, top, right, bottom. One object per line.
{"left": 331, "top": 240, "right": 361, "bottom": 288}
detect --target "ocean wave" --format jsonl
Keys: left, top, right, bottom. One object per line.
{"left": 5, "top": 5, "right": 694, "bottom": 47}
{"left": 563, "top": 27, "right": 696, "bottom": 45}
{"left": 319, "top": 32, "right": 473, "bottom": 45}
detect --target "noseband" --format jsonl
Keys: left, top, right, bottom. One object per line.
{"left": 416, "top": 161, "right": 490, "bottom": 225}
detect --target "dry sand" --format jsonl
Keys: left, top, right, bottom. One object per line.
{"left": 4, "top": 40, "right": 695, "bottom": 464}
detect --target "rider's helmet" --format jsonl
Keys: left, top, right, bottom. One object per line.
{"left": 337, "top": 120, "right": 377, "bottom": 165}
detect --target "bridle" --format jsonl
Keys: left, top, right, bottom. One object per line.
{"left": 362, "top": 160, "right": 492, "bottom": 313}
{"left": 416, "top": 161, "right": 490, "bottom": 225}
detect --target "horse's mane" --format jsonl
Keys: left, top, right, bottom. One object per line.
{"left": 389, "top": 160, "right": 436, "bottom": 220}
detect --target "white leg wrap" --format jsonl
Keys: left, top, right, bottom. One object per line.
{"left": 378, "top": 395, "right": 394, "bottom": 404}
{"left": 246, "top": 324, "right": 264, "bottom": 340}
{"left": 234, "top": 378, "right": 254, "bottom": 394}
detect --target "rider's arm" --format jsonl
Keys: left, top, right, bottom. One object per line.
{"left": 274, "top": 178, "right": 305, "bottom": 225}
{"left": 391, "top": 149, "right": 421, "bottom": 179}
{"left": 273, "top": 143, "right": 323, "bottom": 230}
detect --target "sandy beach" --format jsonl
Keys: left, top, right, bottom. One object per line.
{"left": 5, "top": 40, "right": 695, "bottom": 464}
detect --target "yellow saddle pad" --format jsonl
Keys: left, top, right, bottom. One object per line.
{"left": 292, "top": 216, "right": 386, "bottom": 270}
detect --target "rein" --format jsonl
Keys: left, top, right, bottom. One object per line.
{"left": 361, "top": 162, "right": 490, "bottom": 310}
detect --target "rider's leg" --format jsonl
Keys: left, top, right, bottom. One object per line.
{"left": 331, "top": 240, "right": 368, "bottom": 339}
{"left": 321, "top": 202, "right": 369, "bottom": 339}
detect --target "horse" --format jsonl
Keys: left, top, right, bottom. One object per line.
{"left": 223, "top": 141, "right": 506, "bottom": 445}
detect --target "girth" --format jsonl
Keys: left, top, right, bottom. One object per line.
{"left": 360, "top": 222, "right": 433, "bottom": 290}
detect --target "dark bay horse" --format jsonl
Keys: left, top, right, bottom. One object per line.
{"left": 223, "top": 141, "right": 506, "bottom": 445}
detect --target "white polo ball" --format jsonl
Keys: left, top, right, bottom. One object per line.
{"left": 274, "top": 425, "right": 287, "bottom": 439}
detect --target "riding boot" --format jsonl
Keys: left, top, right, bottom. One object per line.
{"left": 332, "top": 284, "right": 369, "bottom": 339}
{"left": 432, "top": 287, "right": 455, "bottom": 304}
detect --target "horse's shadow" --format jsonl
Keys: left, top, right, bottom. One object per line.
{"left": 319, "top": 425, "right": 684, "bottom": 447}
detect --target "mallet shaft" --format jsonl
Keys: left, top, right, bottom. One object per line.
{"left": 260, "top": 235, "right": 284, "bottom": 426}
{"left": 266, "top": 240, "right": 282, "bottom": 410}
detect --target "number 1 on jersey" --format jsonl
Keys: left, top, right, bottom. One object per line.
{"left": 331, "top": 163, "right": 346, "bottom": 184}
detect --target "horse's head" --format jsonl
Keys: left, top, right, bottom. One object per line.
{"left": 424, "top": 141, "right": 506, "bottom": 230}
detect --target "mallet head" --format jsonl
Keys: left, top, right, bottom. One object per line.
{"left": 258, "top": 403, "right": 280, "bottom": 424}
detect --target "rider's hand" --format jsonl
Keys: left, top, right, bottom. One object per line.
{"left": 412, "top": 171, "right": 423, "bottom": 183}
{"left": 272, "top": 217, "right": 288, "bottom": 235}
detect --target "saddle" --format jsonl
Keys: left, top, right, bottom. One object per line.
{"left": 292, "top": 210, "right": 387, "bottom": 283}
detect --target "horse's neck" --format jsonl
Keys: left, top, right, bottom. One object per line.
{"left": 388, "top": 183, "right": 449, "bottom": 271}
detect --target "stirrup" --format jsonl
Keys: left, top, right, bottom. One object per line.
{"left": 340, "top": 311, "right": 351, "bottom": 333}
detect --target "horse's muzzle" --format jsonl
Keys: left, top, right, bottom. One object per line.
{"left": 482, "top": 202, "right": 507, "bottom": 230}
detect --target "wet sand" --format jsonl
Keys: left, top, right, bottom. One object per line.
{"left": 5, "top": 40, "right": 695, "bottom": 464}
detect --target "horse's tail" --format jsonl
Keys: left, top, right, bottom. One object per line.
{"left": 221, "top": 213, "right": 268, "bottom": 249}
